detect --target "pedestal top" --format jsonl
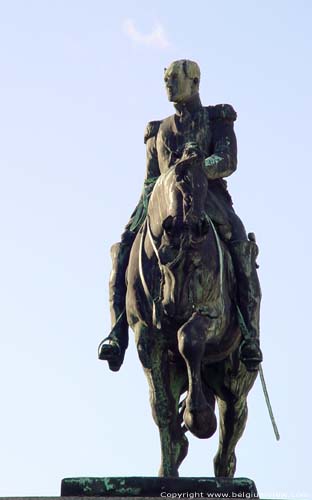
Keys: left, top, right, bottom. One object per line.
{"left": 61, "top": 476, "right": 258, "bottom": 498}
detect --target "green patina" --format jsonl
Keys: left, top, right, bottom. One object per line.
{"left": 61, "top": 476, "right": 259, "bottom": 497}
{"left": 97, "top": 59, "right": 263, "bottom": 481}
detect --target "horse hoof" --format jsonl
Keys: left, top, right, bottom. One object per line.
{"left": 183, "top": 405, "right": 217, "bottom": 439}
{"left": 158, "top": 466, "right": 179, "bottom": 478}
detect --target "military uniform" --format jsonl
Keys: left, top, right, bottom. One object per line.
{"left": 139, "top": 98, "right": 245, "bottom": 240}
{"left": 99, "top": 95, "right": 262, "bottom": 372}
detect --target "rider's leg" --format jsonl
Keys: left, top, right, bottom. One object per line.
{"left": 228, "top": 212, "right": 263, "bottom": 371}
{"left": 98, "top": 229, "right": 135, "bottom": 371}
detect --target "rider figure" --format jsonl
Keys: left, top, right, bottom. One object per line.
{"left": 98, "top": 59, "right": 263, "bottom": 372}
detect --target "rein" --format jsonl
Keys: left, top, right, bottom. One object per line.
{"left": 207, "top": 215, "right": 225, "bottom": 315}
{"left": 138, "top": 218, "right": 163, "bottom": 329}
{"left": 140, "top": 209, "right": 226, "bottom": 327}
{"left": 139, "top": 214, "right": 189, "bottom": 329}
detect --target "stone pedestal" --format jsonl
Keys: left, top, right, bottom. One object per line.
{"left": 61, "top": 476, "right": 259, "bottom": 498}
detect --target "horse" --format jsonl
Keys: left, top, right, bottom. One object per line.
{"left": 125, "top": 157, "right": 258, "bottom": 478}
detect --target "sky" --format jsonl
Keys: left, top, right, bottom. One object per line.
{"left": 0, "top": 0, "right": 311, "bottom": 498}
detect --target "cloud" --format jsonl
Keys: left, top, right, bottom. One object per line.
{"left": 123, "top": 19, "right": 170, "bottom": 49}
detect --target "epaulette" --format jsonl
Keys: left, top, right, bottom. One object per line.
{"left": 207, "top": 104, "right": 237, "bottom": 122}
{"left": 144, "top": 120, "right": 161, "bottom": 144}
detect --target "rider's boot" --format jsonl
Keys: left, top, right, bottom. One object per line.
{"left": 230, "top": 237, "right": 263, "bottom": 372}
{"left": 98, "top": 230, "right": 135, "bottom": 371}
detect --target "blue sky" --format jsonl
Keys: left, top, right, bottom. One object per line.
{"left": 0, "top": 1, "right": 311, "bottom": 498}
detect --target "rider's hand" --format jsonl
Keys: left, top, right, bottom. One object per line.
{"left": 181, "top": 142, "right": 203, "bottom": 162}
{"left": 175, "top": 143, "right": 204, "bottom": 174}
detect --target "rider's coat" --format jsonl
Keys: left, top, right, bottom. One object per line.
{"left": 134, "top": 96, "right": 244, "bottom": 242}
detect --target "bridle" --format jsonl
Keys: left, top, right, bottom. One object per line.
{"left": 138, "top": 217, "right": 163, "bottom": 329}
{"left": 139, "top": 208, "right": 226, "bottom": 329}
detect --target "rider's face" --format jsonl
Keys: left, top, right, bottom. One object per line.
{"left": 164, "top": 62, "right": 196, "bottom": 104}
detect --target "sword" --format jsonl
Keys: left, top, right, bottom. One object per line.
{"left": 259, "top": 364, "right": 280, "bottom": 441}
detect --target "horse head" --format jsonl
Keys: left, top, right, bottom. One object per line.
{"left": 147, "top": 158, "right": 217, "bottom": 321}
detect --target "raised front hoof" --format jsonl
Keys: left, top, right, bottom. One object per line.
{"left": 98, "top": 338, "right": 124, "bottom": 372}
{"left": 183, "top": 405, "right": 217, "bottom": 439}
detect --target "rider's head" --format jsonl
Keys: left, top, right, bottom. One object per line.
{"left": 164, "top": 60, "right": 200, "bottom": 104}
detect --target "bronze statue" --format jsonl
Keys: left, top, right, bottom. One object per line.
{"left": 98, "top": 60, "right": 262, "bottom": 477}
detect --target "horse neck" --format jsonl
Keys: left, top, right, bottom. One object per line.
{"left": 148, "top": 164, "right": 209, "bottom": 237}
{"left": 148, "top": 169, "right": 182, "bottom": 238}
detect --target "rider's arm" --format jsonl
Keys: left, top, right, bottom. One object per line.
{"left": 145, "top": 121, "right": 161, "bottom": 180}
{"left": 123, "top": 121, "right": 161, "bottom": 236}
{"left": 204, "top": 104, "right": 237, "bottom": 180}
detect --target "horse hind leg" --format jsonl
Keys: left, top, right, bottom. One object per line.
{"left": 136, "top": 324, "right": 188, "bottom": 477}
{"left": 178, "top": 314, "right": 217, "bottom": 439}
{"left": 214, "top": 395, "right": 248, "bottom": 477}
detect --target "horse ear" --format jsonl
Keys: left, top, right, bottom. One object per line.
{"left": 162, "top": 215, "right": 174, "bottom": 233}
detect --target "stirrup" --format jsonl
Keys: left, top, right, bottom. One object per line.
{"left": 239, "top": 339, "right": 263, "bottom": 372}
{"left": 98, "top": 336, "right": 124, "bottom": 372}
{"left": 98, "top": 336, "right": 121, "bottom": 358}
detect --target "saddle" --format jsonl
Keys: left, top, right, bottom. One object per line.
{"left": 204, "top": 188, "right": 232, "bottom": 242}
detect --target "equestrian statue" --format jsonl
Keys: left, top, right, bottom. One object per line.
{"left": 98, "top": 60, "right": 263, "bottom": 478}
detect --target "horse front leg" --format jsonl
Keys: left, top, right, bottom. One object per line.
{"left": 214, "top": 395, "right": 247, "bottom": 477}
{"left": 214, "top": 364, "right": 257, "bottom": 477}
{"left": 178, "top": 313, "right": 217, "bottom": 439}
{"left": 135, "top": 324, "right": 187, "bottom": 477}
